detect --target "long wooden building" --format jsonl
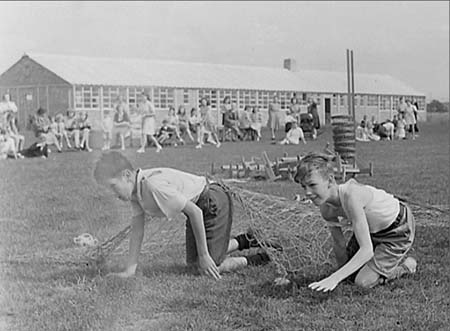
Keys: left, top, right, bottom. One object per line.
{"left": 0, "top": 53, "right": 426, "bottom": 130}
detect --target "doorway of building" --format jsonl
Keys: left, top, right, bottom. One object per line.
{"left": 325, "top": 98, "right": 331, "bottom": 124}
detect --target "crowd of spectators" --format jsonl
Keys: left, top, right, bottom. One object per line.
{"left": 355, "top": 97, "right": 419, "bottom": 142}
{"left": 0, "top": 91, "right": 422, "bottom": 160}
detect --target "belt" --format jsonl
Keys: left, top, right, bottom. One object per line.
{"left": 375, "top": 202, "right": 406, "bottom": 235}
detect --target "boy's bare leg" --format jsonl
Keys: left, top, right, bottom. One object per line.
{"left": 354, "top": 257, "right": 417, "bottom": 288}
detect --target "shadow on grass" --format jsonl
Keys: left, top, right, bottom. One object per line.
{"left": 249, "top": 272, "right": 372, "bottom": 305}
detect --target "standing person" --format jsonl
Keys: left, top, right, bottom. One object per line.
{"left": 395, "top": 114, "right": 406, "bottom": 140}
{"left": 0, "top": 94, "right": 18, "bottom": 127}
{"left": 268, "top": 95, "right": 282, "bottom": 140}
{"left": 93, "top": 152, "right": 273, "bottom": 279}
{"left": 137, "top": 94, "right": 162, "bottom": 153}
{"left": 412, "top": 98, "right": 420, "bottom": 135}
{"left": 307, "top": 98, "right": 320, "bottom": 139}
{"left": 198, "top": 97, "right": 221, "bottom": 149}
{"left": 289, "top": 97, "right": 301, "bottom": 125}
{"left": 294, "top": 153, "right": 417, "bottom": 291}
{"left": 397, "top": 96, "right": 407, "bottom": 118}
{"left": 404, "top": 100, "right": 416, "bottom": 140}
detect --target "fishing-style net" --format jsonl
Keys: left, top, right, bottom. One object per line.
{"left": 79, "top": 183, "right": 337, "bottom": 279}
{"left": 229, "top": 185, "right": 336, "bottom": 278}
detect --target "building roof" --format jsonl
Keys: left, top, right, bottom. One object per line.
{"left": 24, "top": 53, "right": 424, "bottom": 96}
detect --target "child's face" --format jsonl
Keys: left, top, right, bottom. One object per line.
{"left": 109, "top": 174, "right": 134, "bottom": 201}
{"left": 300, "top": 170, "right": 332, "bottom": 206}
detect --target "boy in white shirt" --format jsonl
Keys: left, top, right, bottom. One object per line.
{"left": 94, "top": 152, "right": 274, "bottom": 279}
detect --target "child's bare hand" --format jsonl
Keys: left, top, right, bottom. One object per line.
{"left": 308, "top": 276, "right": 339, "bottom": 292}
{"left": 198, "top": 254, "right": 222, "bottom": 280}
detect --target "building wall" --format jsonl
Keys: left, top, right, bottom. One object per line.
{"left": 0, "top": 55, "right": 72, "bottom": 128}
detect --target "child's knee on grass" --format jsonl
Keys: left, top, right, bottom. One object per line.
{"left": 354, "top": 265, "right": 381, "bottom": 288}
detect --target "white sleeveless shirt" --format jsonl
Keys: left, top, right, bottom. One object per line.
{"left": 327, "top": 179, "right": 400, "bottom": 233}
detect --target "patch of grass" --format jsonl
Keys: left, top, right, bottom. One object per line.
{"left": 0, "top": 118, "right": 449, "bottom": 330}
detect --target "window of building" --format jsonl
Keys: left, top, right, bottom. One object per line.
{"left": 128, "top": 87, "right": 146, "bottom": 108}
{"left": 367, "top": 95, "right": 378, "bottom": 107}
{"left": 257, "top": 91, "right": 269, "bottom": 110}
{"left": 380, "top": 95, "right": 391, "bottom": 110}
{"left": 75, "top": 85, "right": 100, "bottom": 110}
{"left": 198, "top": 89, "right": 218, "bottom": 109}
{"left": 153, "top": 87, "right": 175, "bottom": 110}
{"left": 183, "top": 89, "right": 189, "bottom": 104}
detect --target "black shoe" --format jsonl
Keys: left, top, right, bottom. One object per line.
{"left": 235, "top": 230, "right": 283, "bottom": 251}
{"left": 246, "top": 252, "right": 271, "bottom": 266}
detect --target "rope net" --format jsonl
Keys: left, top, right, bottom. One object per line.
{"left": 229, "top": 185, "right": 335, "bottom": 278}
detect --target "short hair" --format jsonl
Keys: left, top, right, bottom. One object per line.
{"left": 93, "top": 152, "right": 134, "bottom": 187}
{"left": 36, "top": 107, "right": 47, "bottom": 116}
{"left": 294, "top": 152, "right": 335, "bottom": 184}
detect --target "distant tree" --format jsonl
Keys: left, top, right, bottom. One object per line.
{"left": 426, "top": 100, "right": 449, "bottom": 113}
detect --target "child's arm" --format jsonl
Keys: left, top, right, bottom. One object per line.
{"left": 182, "top": 200, "right": 221, "bottom": 280}
{"left": 111, "top": 212, "right": 146, "bottom": 278}
{"left": 310, "top": 188, "right": 373, "bottom": 292}
{"left": 328, "top": 226, "right": 348, "bottom": 268}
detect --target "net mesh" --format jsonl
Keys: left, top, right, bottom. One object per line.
{"left": 229, "top": 185, "right": 336, "bottom": 278}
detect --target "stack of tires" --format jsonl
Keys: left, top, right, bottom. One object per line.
{"left": 331, "top": 115, "right": 356, "bottom": 164}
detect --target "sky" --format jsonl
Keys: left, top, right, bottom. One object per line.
{"left": 0, "top": 1, "right": 448, "bottom": 101}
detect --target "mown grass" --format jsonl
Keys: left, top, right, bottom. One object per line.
{"left": 0, "top": 114, "right": 449, "bottom": 331}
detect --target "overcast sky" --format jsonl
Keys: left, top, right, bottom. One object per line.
{"left": 0, "top": 1, "right": 448, "bottom": 100}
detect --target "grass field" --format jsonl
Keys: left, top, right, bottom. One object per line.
{"left": 0, "top": 114, "right": 449, "bottom": 331}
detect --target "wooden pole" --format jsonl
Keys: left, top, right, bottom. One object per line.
{"left": 346, "top": 49, "right": 351, "bottom": 116}
{"left": 351, "top": 50, "right": 355, "bottom": 123}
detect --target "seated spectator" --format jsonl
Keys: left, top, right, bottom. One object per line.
{"left": 33, "top": 107, "right": 62, "bottom": 152}
{"left": 188, "top": 107, "right": 201, "bottom": 135}
{"left": 55, "top": 113, "right": 72, "bottom": 149}
{"left": 156, "top": 119, "right": 176, "bottom": 146}
{"left": 365, "top": 116, "right": 381, "bottom": 141}
{"left": 355, "top": 121, "right": 370, "bottom": 142}
{"left": 284, "top": 109, "right": 297, "bottom": 133}
{"left": 165, "top": 105, "right": 184, "bottom": 144}
{"left": 78, "top": 111, "right": 93, "bottom": 152}
{"left": 378, "top": 120, "right": 395, "bottom": 141}
{"left": 177, "top": 105, "right": 195, "bottom": 143}
{"left": 249, "top": 107, "right": 263, "bottom": 141}
{"left": 279, "top": 121, "right": 306, "bottom": 145}
{"left": 101, "top": 109, "right": 114, "bottom": 151}
{"left": 5, "top": 112, "right": 25, "bottom": 153}
{"left": 0, "top": 128, "right": 21, "bottom": 159}
{"left": 238, "top": 106, "right": 253, "bottom": 140}
{"left": 222, "top": 101, "right": 242, "bottom": 141}
{"left": 113, "top": 103, "right": 131, "bottom": 150}
{"left": 65, "top": 108, "right": 81, "bottom": 149}
{"left": 20, "top": 142, "right": 49, "bottom": 159}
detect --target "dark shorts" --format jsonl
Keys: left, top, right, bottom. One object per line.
{"left": 346, "top": 202, "right": 415, "bottom": 279}
{"left": 185, "top": 183, "right": 233, "bottom": 266}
